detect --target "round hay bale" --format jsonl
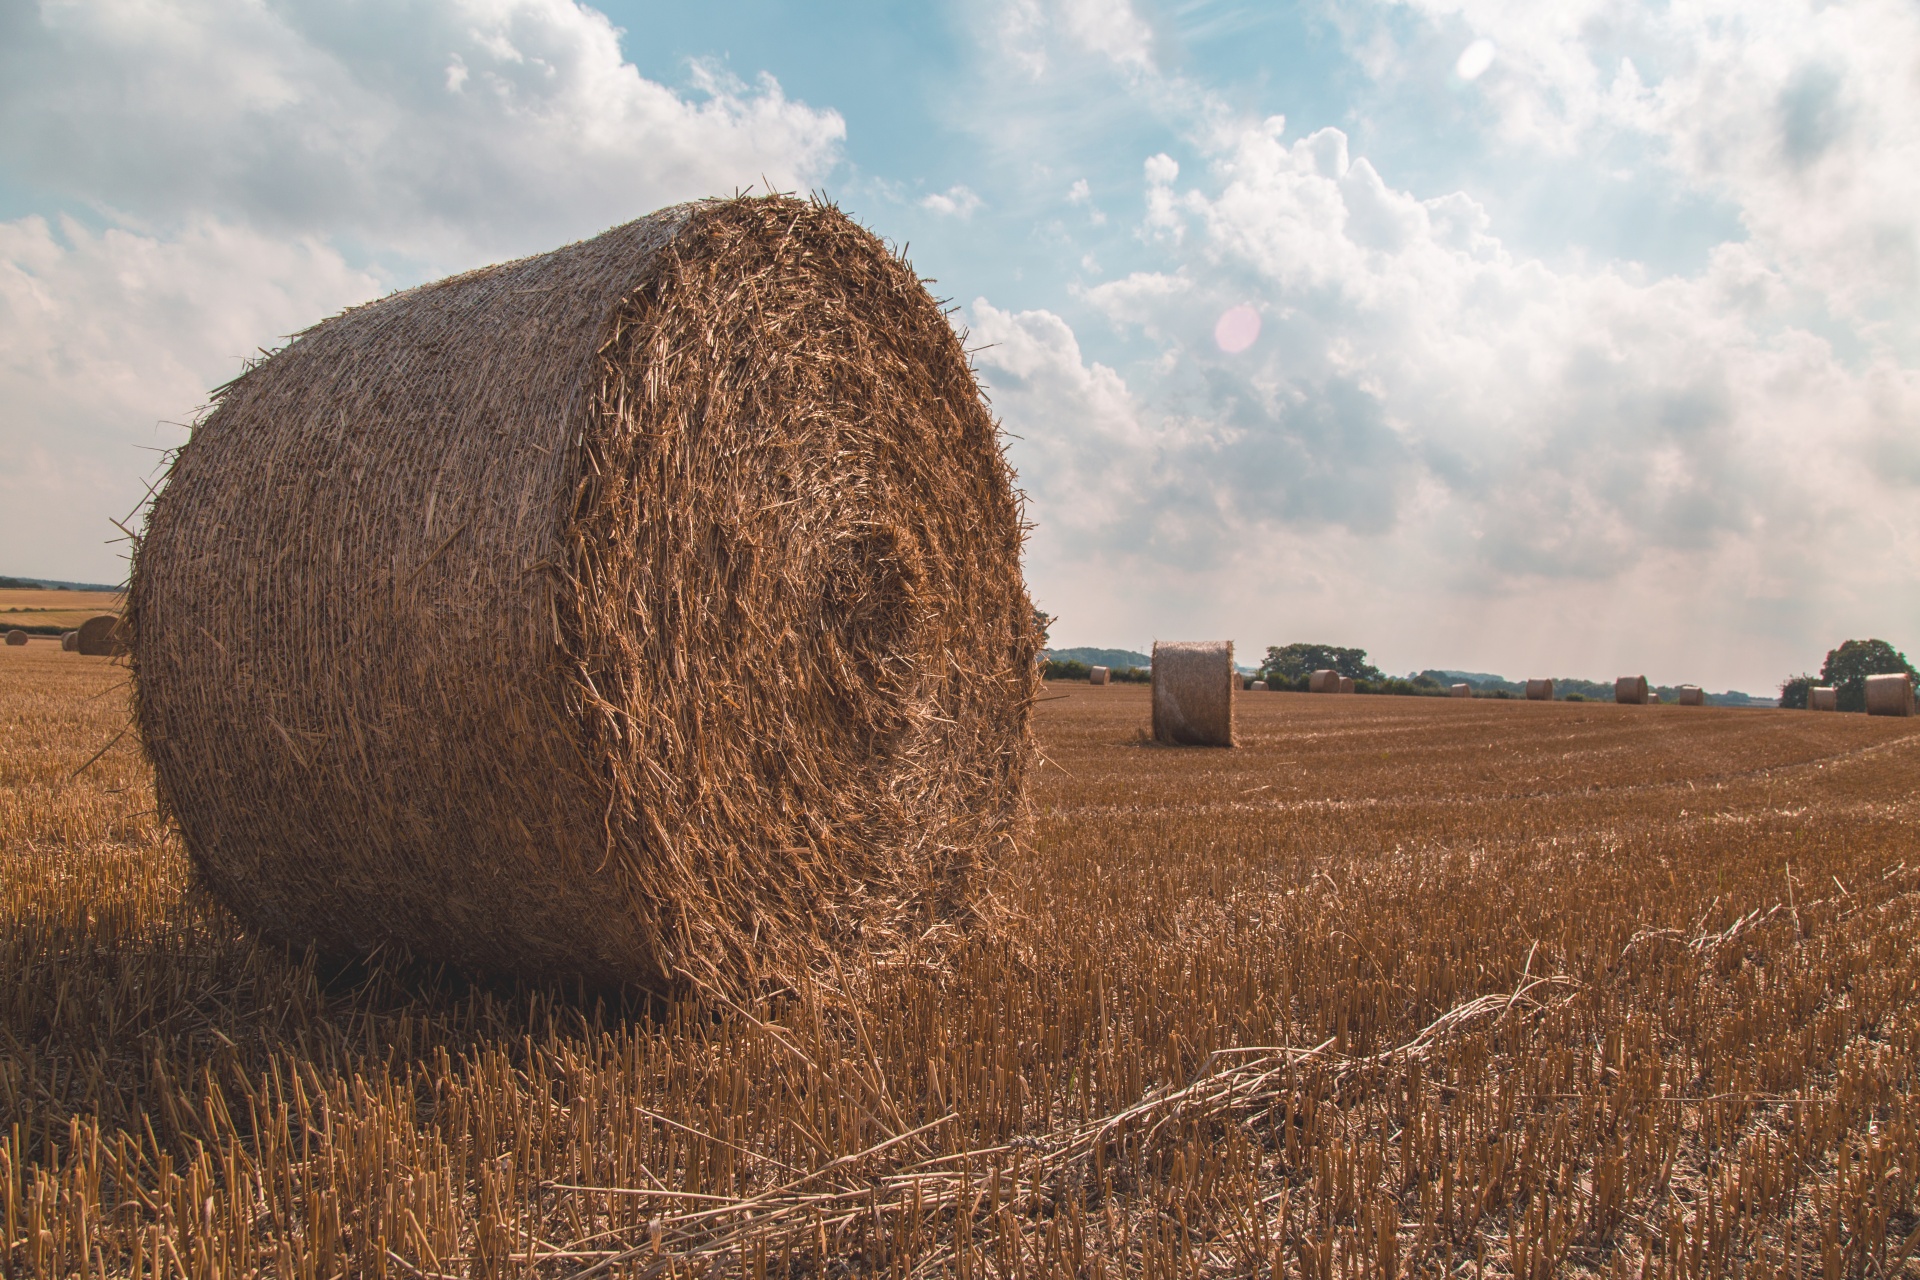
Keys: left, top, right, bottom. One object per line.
{"left": 1809, "top": 685, "right": 1838, "bottom": 711}
{"left": 1308, "top": 669, "right": 1339, "bottom": 694}
{"left": 1151, "top": 640, "right": 1235, "bottom": 746}
{"left": 1450, "top": 683, "right": 1471, "bottom": 698}
{"left": 4, "top": 629, "right": 25, "bottom": 647}
{"left": 1865, "top": 672, "right": 1915, "bottom": 717}
{"left": 1525, "top": 678, "right": 1552, "bottom": 701}
{"left": 1250, "top": 680, "right": 1268, "bottom": 692}
{"left": 1614, "top": 675, "right": 1649, "bottom": 705}
{"left": 61, "top": 630, "right": 79, "bottom": 652}
{"left": 1088, "top": 665, "right": 1110, "bottom": 686}
{"left": 129, "top": 196, "right": 1040, "bottom": 992}
{"left": 1676, "top": 685, "right": 1704, "bottom": 706}
{"left": 1337, "top": 675, "right": 1355, "bottom": 694}
{"left": 76, "top": 614, "right": 127, "bottom": 656}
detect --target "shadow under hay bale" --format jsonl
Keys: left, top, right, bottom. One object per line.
{"left": 1525, "top": 678, "right": 1552, "bottom": 701}
{"left": 1151, "top": 641, "right": 1235, "bottom": 747}
{"left": 1865, "top": 673, "right": 1915, "bottom": 717}
{"left": 1810, "top": 686, "right": 1838, "bottom": 711}
{"left": 1615, "top": 676, "right": 1649, "bottom": 705}
{"left": 76, "top": 614, "right": 126, "bottom": 656}
{"left": 129, "top": 196, "right": 1040, "bottom": 994}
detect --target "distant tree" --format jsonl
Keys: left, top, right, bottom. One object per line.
{"left": 1259, "top": 643, "right": 1383, "bottom": 684}
{"left": 1033, "top": 607, "right": 1055, "bottom": 648}
{"left": 1819, "top": 639, "right": 1915, "bottom": 712}
{"left": 1778, "top": 675, "right": 1815, "bottom": 710}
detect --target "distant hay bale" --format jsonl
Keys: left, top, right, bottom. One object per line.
{"left": 1338, "top": 676, "right": 1355, "bottom": 694}
{"left": 1676, "top": 685, "right": 1704, "bottom": 706}
{"left": 1450, "top": 683, "right": 1471, "bottom": 698}
{"left": 1809, "top": 686, "right": 1838, "bottom": 711}
{"left": 1615, "top": 676, "right": 1649, "bottom": 705}
{"left": 1088, "top": 665, "right": 1110, "bottom": 686}
{"left": 128, "top": 196, "right": 1039, "bottom": 993}
{"left": 1525, "top": 679, "right": 1553, "bottom": 701}
{"left": 4, "top": 629, "right": 25, "bottom": 647}
{"left": 61, "top": 631, "right": 78, "bottom": 652}
{"left": 1250, "top": 680, "right": 1268, "bottom": 692}
{"left": 76, "top": 614, "right": 128, "bottom": 657}
{"left": 1865, "top": 672, "right": 1915, "bottom": 717}
{"left": 1309, "top": 669, "right": 1340, "bottom": 694}
{"left": 1151, "top": 640, "right": 1235, "bottom": 747}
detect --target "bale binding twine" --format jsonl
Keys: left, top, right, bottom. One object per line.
{"left": 1865, "top": 673, "right": 1915, "bottom": 718}
{"left": 129, "top": 196, "right": 1041, "bottom": 992}
{"left": 1151, "top": 641, "right": 1235, "bottom": 746}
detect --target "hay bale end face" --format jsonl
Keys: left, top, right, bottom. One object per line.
{"left": 76, "top": 615, "right": 127, "bottom": 656}
{"left": 4, "top": 630, "right": 25, "bottom": 647}
{"left": 1337, "top": 676, "right": 1355, "bottom": 694}
{"left": 1865, "top": 673, "right": 1915, "bottom": 717}
{"left": 1676, "top": 685, "right": 1704, "bottom": 706}
{"left": 1088, "top": 665, "right": 1110, "bottom": 686}
{"left": 1810, "top": 686, "right": 1838, "bottom": 711}
{"left": 129, "top": 197, "right": 1040, "bottom": 992}
{"left": 61, "top": 631, "right": 78, "bottom": 652}
{"left": 1615, "top": 676, "right": 1649, "bottom": 705}
{"left": 1308, "top": 669, "right": 1339, "bottom": 694}
{"left": 1250, "top": 680, "right": 1268, "bottom": 692}
{"left": 1151, "top": 641, "right": 1235, "bottom": 746}
{"left": 1525, "top": 678, "right": 1553, "bottom": 701}
{"left": 1450, "top": 683, "right": 1471, "bottom": 698}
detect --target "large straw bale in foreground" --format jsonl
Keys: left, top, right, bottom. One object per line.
{"left": 1865, "top": 673, "right": 1915, "bottom": 717}
{"left": 1525, "top": 679, "right": 1553, "bottom": 701}
{"left": 1151, "top": 641, "right": 1235, "bottom": 746}
{"left": 1615, "top": 676, "right": 1649, "bottom": 705}
{"left": 1810, "top": 686, "right": 1838, "bottom": 711}
{"left": 129, "top": 197, "right": 1040, "bottom": 992}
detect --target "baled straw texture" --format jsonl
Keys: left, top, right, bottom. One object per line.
{"left": 4, "top": 630, "right": 25, "bottom": 646}
{"left": 1151, "top": 640, "right": 1235, "bottom": 746}
{"left": 1337, "top": 675, "right": 1355, "bottom": 694}
{"left": 60, "top": 631, "right": 78, "bottom": 652}
{"left": 129, "top": 196, "right": 1040, "bottom": 993}
{"left": 1088, "top": 665, "right": 1110, "bottom": 686}
{"left": 1615, "top": 675, "right": 1649, "bottom": 705}
{"left": 1525, "top": 678, "right": 1553, "bottom": 701}
{"left": 1308, "top": 669, "right": 1339, "bottom": 694}
{"left": 76, "top": 615, "right": 126, "bottom": 656}
{"left": 1865, "top": 672, "right": 1915, "bottom": 717}
{"left": 1810, "top": 686, "right": 1839, "bottom": 711}
{"left": 1450, "top": 683, "right": 1471, "bottom": 699}
{"left": 1677, "top": 685, "right": 1705, "bottom": 706}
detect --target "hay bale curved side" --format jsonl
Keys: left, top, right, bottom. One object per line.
{"left": 76, "top": 615, "right": 126, "bottom": 656}
{"left": 1308, "top": 669, "right": 1339, "bottom": 694}
{"left": 4, "top": 630, "right": 25, "bottom": 647}
{"left": 1250, "top": 680, "right": 1268, "bottom": 691}
{"left": 1088, "top": 665, "right": 1109, "bottom": 686}
{"left": 130, "top": 197, "right": 1040, "bottom": 991}
{"left": 61, "top": 631, "right": 78, "bottom": 652}
{"left": 1810, "top": 686, "right": 1838, "bottom": 711}
{"left": 1151, "top": 641, "right": 1235, "bottom": 746}
{"left": 1615, "top": 676, "right": 1649, "bottom": 705}
{"left": 1676, "top": 685, "right": 1704, "bottom": 706}
{"left": 1525, "top": 678, "right": 1553, "bottom": 701}
{"left": 1865, "top": 673, "right": 1915, "bottom": 717}
{"left": 1450, "top": 683, "right": 1471, "bottom": 699}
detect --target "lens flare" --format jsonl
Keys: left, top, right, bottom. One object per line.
{"left": 1214, "top": 304, "right": 1261, "bottom": 354}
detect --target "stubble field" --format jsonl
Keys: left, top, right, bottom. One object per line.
{"left": 4, "top": 647, "right": 1919, "bottom": 1277}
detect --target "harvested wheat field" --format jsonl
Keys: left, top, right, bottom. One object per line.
{"left": 5, "top": 653, "right": 1920, "bottom": 1277}
{"left": 0, "top": 587, "right": 123, "bottom": 635}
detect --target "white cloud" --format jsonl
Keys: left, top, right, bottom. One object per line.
{"left": 920, "top": 185, "right": 984, "bottom": 218}
{"left": 0, "top": 0, "right": 846, "bottom": 263}
{"left": 0, "top": 215, "right": 382, "bottom": 580}
{"left": 988, "top": 0, "right": 1155, "bottom": 78}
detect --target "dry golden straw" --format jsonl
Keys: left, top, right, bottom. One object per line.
{"left": 1525, "top": 678, "right": 1553, "bottom": 701}
{"left": 1088, "top": 665, "right": 1110, "bottom": 686}
{"left": 1615, "top": 675, "right": 1650, "bottom": 705}
{"left": 1810, "top": 685, "right": 1838, "bottom": 711}
{"left": 1865, "top": 672, "right": 1915, "bottom": 717}
{"left": 1150, "top": 640, "right": 1235, "bottom": 746}
{"left": 129, "top": 196, "right": 1040, "bottom": 993}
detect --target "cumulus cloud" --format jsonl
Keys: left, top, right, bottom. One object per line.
{"left": 920, "top": 185, "right": 984, "bottom": 218}
{"left": 0, "top": 0, "right": 846, "bottom": 262}
{"left": 989, "top": 0, "right": 1156, "bottom": 78}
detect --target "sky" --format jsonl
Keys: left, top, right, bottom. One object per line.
{"left": 3, "top": 0, "right": 1917, "bottom": 692}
